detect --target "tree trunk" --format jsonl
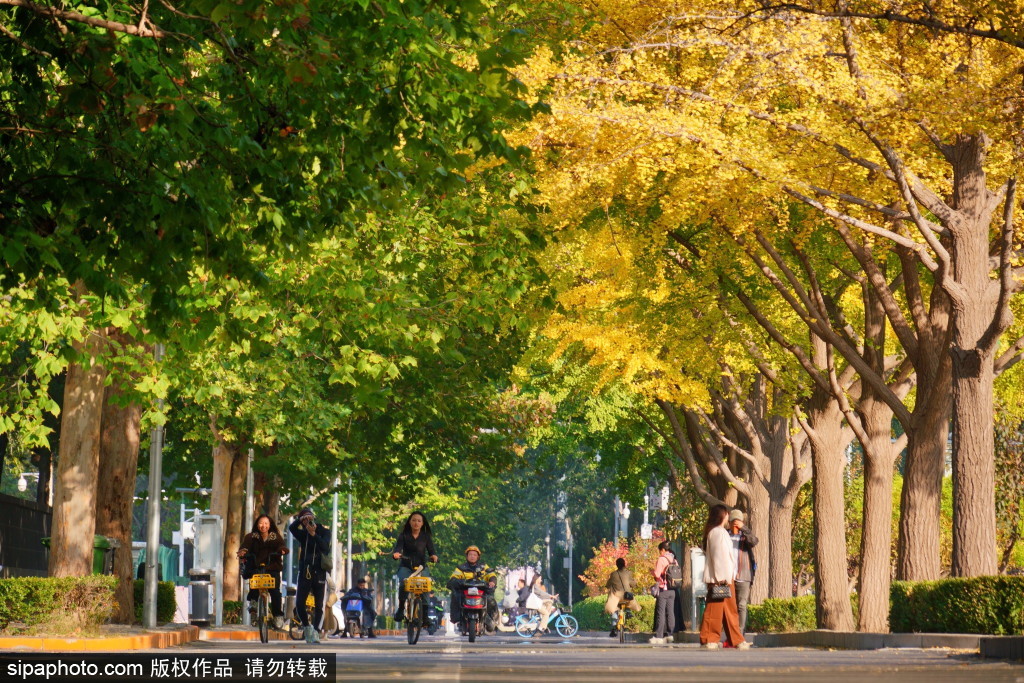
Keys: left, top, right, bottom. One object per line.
{"left": 747, "top": 458, "right": 770, "bottom": 605}
{"left": 806, "top": 390, "right": 855, "bottom": 631}
{"left": 48, "top": 323, "right": 108, "bottom": 577}
{"left": 266, "top": 476, "right": 282, "bottom": 528}
{"left": 950, "top": 351, "right": 997, "bottom": 576}
{"left": 209, "top": 418, "right": 232, "bottom": 525}
{"left": 897, "top": 402, "right": 948, "bottom": 580}
{"left": 946, "top": 133, "right": 1000, "bottom": 577}
{"left": 767, "top": 496, "right": 795, "bottom": 598}
{"left": 222, "top": 448, "right": 247, "bottom": 602}
{"left": 95, "top": 332, "right": 144, "bottom": 623}
{"left": 855, "top": 282, "right": 897, "bottom": 632}
{"left": 857, "top": 397, "right": 896, "bottom": 632}
{"left": 896, "top": 279, "right": 951, "bottom": 581}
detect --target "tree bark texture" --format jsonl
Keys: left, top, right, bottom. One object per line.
{"left": 806, "top": 390, "right": 856, "bottom": 631}
{"left": 747, "top": 468, "right": 770, "bottom": 604}
{"left": 946, "top": 134, "right": 1000, "bottom": 577}
{"left": 95, "top": 333, "right": 144, "bottom": 623}
{"left": 767, "top": 496, "right": 795, "bottom": 598}
{"left": 222, "top": 448, "right": 247, "bottom": 602}
{"left": 209, "top": 418, "right": 232, "bottom": 527}
{"left": 48, "top": 323, "right": 107, "bottom": 577}
{"left": 857, "top": 394, "right": 897, "bottom": 632}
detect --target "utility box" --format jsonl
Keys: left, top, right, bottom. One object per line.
{"left": 690, "top": 547, "right": 707, "bottom": 631}
{"left": 190, "top": 514, "right": 223, "bottom": 626}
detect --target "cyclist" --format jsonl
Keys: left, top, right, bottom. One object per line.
{"left": 391, "top": 511, "right": 437, "bottom": 622}
{"left": 528, "top": 574, "right": 559, "bottom": 634}
{"left": 237, "top": 515, "right": 288, "bottom": 630}
{"left": 605, "top": 557, "right": 640, "bottom": 637}
{"left": 447, "top": 545, "right": 496, "bottom": 631}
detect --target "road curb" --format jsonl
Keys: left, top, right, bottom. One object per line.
{"left": 750, "top": 630, "right": 981, "bottom": 650}
{"left": 979, "top": 636, "right": 1024, "bottom": 660}
{"left": 0, "top": 625, "right": 199, "bottom": 651}
{"left": 199, "top": 628, "right": 290, "bottom": 641}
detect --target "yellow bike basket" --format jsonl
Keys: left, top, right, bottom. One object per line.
{"left": 404, "top": 576, "right": 433, "bottom": 594}
{"left": 249, "top": 574, "right": 276, "bottom": 590}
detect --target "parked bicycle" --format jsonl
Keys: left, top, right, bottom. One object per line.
{"left": 514, "top": 602, "right": 579, "bottom": 639}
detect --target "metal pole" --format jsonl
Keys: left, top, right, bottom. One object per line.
{"left": 545, "top": 530, "right": 551, "bottom": 580}
{"left": 346, "top": 477, "right": 353, "bottom": 589}
{"left": 241, "top": 449, "right": 254, "bottom": 626}
{"left": 610, "top": 497, "right": 618, "bottom": 548}
{"left": 143, "top": 343, "right": 166, "bottom": 629}
{"left": 285, "top": 525, "right": 293, "bottom": 587}
{"left": 331, "top": 478, "right": 339, "bottom": 583}
{"left": 179, "top": 494, "right": 185, "bottom": 578}
{"left": 567, "top": 526, "right": 573, "bottom": 610}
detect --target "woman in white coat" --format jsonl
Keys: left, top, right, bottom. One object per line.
{"left": 699, "top": 504, "right": 749, "bottom": 649}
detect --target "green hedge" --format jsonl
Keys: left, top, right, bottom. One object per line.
{"left": 571, "top": 594, "right": 656, "bottom": 633}
{"left": 747, "top": 596, "right": 817, "bottom": 633}
{"left": 132, "top": 579, "right": 177, "bottom": 624}
{"left": 890, "top": 576, "right": 1024, "bottom": 635}
{"left": 0, "top": 576, "right": 117, "bottom": 635}
{"left": 747, "top": 594, "right": 859, "bottom": 633}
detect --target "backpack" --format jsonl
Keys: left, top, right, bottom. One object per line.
{"left": 665, "top": 561, "right": 683, "bottom": 588}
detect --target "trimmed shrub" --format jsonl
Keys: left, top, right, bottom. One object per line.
{"left": 890, "top": 576, "right": 1024, "bottom": 635}
{"left": 570, "top": 594, "right": 656, "bottom": 633}
{"left": 132, "top": 579, "right": 177, "bottom": 624}
{"left": 0, "top": 576, "right": 117, "bottom": 636}
{"left": 747, "top": 596, "right": 817, "bottom": 633}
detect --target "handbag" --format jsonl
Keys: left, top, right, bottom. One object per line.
{"left": 525, "top": 592, "right": 544, "bottom": 610}
{"left": 622, "top": 591, "right": 635, "bottom": 601}
{"left": 707, "top": 582, "right": 732, "bottom": 601}
{"left": 319, "top": 552, "right": 332, "bottom": 572}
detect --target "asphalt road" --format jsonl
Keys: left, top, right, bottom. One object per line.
{"left": 173, "top": 632, "right": 1024, "bottom": 682}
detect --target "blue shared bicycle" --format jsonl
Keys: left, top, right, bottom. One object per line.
{"left": 514, "top": 603, "right": 579, "bottom": 638}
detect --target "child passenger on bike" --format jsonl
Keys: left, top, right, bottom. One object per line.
{"left": 238, "top": 515, "right": 289, "bottom": 630}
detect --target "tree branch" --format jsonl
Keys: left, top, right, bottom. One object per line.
{"left": 0, "top": 0, "right": 166, "bottom": 38}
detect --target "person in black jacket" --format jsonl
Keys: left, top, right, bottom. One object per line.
{"left": 289, "top": 507, "right": 331, "bottom": 643}
{"left": 391, "top": 511, "right": 437, "bottom": 622}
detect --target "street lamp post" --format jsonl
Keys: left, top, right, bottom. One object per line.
{"left": 143, "top": 343, "right": 167, "bottom": 629}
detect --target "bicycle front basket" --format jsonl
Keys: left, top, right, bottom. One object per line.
{"left": 404, "top": 576, "right": 433, "bottom": 594}
{"left": 249, "top": 574, "right": 276, "bottom": 590}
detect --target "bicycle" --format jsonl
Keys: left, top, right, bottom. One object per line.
{"left": 614, "top": 597, "right": 634, "bottom": 644}
{"left": 514, "top": 602, "right": 579, "bottom": 639}
{"left": 288, "top": 592, "right": 316, "bottom": 641}
{"left": 403, "top": 565, "right": 433, "bottom": 645}
{"left": 248, "top": 552, "right": 284, "bottom": 644}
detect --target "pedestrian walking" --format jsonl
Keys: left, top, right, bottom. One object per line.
{"left": 650, "top": 541, "right": 677, "bottom": 643}
{"left": 289, "top": 507, "right": 331, "bottom": 643}
{"left": 729, "top": 509, "right": 758, "bottom": 634}
{"left": 700, "top": 504, "right": 749, "bottom": 649}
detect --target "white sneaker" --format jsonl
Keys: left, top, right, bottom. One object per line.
{"left": 701, "top": 642, "right": 720, "bottom": 649}
{"left": 649, "top": 637, "right": 663, "bottom": 644}
{"left": 737, "top": 641, "right": 751, "bottom": 649}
